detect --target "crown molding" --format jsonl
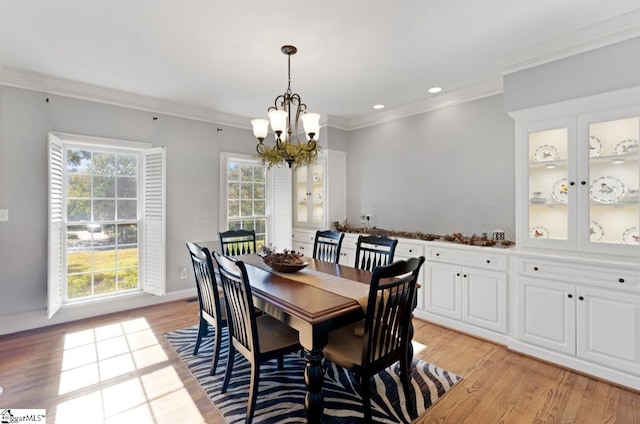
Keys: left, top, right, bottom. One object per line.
{"left": 344, "top": 78, "right": 504, "bottom": 130}
{"left": 501, "top": 9, "right": 640, "bottom": 75}
{"left": 0, "top": 67, "right": 252, "bottom": 129}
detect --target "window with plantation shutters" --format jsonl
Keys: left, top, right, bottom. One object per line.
{"left": 47, "top": 132, "right": 166, "bottom": 318}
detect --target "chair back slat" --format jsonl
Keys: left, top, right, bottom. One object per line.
{"left": 354, "top": 235, "right": 398, "bottom": 272}
{"left": 186, "top": 243, "right": 223, "bottom": 321}
{"left": 312, "top": 230, "right": 344, "bottom": 264}
{"left": 213, "top": 252, "right": 259, "bottom": 357}
{"left": 219, "top": 229, "right": 257, "bottom": 256}
{"left": 362, "top": 257, "right": 425, "bottom": 368}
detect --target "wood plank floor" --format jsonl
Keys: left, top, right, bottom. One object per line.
{"left": 1, "top": 300, "right": 639, "bottom": 423}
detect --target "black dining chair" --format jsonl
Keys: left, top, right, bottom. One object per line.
{"left": 219, "top": 229, "right": 257, "bottom": 256}
{"left": 312, "top": 230, "right": 344, "bottom": 264}
{"left": 323, "top": 256, "right": 426, "bottom": 422}
{"left": 186, "top": 242, "right": 227, "bottom": 376}
{"left": 213, "top": 251, "right": 302, "bottom": 424}
{"left": 354, "top": 234, "right": 398, "bottom": 271}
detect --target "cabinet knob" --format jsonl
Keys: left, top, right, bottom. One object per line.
{"left": 409, "top": 249, "right": 413, "bottom": 253}
{"left": 579, "top": 296, "right": 584, "bottom": 301}
{"left": 533, "top": 266, "right": 539, "bottom": 271}
{"left": 581, "top": 181, "right": 587, "bottom": 185}
{"left": 569, "top": 181, "right": 575, "bottom": 186}
{"left": 456, "top": 273, "right": 460, "bottom": 277}
{"left": 463, "top": 274, "right": 467, "bottom": 278}
{"left": 568, "top": 294, "right": 573, "bottom": 299}
{"left": 436, "top": 253, "right": 440, "bottom": 256}
{"left": 486, "top": 259, "right": 491, "bottom": 264}
{"left": 619, "top": 278, "right": 625, "bottom": 283}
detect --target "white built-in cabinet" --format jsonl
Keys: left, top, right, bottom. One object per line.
{"left": 293, "top": 150, "right": 347, "bottom": 230}
{"left": 513, "top": 254, "right": 640, "bottom": 387}
{"left": 512, "top": 90, "right": 640, "bottom": 256}
{"left": 420, "top": 244, "right": 508, "bottom": 343}
{"left": 509, "top": 86, "right": 640, "bottom": 390}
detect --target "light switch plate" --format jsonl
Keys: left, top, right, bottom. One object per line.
{"left": 0, "top": 209, "right": 8, "bottom": 222}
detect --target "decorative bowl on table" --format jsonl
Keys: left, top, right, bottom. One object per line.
{"left": 261, "top": 247, "right": 308, "bottom": 273}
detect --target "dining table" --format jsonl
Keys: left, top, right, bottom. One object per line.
{"left": 235, "top": 254, "right": 374, "bottom": 423}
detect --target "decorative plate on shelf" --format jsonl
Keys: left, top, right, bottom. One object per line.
{"left": 533, "top": 145, "right": 558, "bottom": 162}
{"left": 589, "top": 136, "right": 603, "bottom": 157}
{"left": 315, "top": 191, "right": 323, "bottom": 202}
{"left": 614, "top": 139, "right": 638, "bottom": 155}
{"left": 622, "top": 227, "right": 639, "bottom": 245}
{"left": 312, "top": 173, "right": 321, "bottom": 182}
{"left": 551, "top": 178, "right": 568, "bottom": 204}
{"left": 589, "top": 220, "right": 604, "bottom": 242}
{"left": 589, "top": 176, "right": 627, "bottom": 204}
{"left": 529, "top": 197, "right": 548, "bottom": 204}
{"left": 529, "top": 226, "right": 549, "bottom": 238}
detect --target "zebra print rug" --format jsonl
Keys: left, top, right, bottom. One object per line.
{"left": 165, "top": 326, "right": 461, "bottom": 423}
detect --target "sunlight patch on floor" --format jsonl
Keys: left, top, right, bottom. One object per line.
{"left": 55, "top": 318, "right": 204, "bottom": 423}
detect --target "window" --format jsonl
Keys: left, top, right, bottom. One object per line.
{"left": 220, "top": 154, "right": 267, "bottom": 249}
{"left": 48, "top": 133, "right": 166, "bottom": 318}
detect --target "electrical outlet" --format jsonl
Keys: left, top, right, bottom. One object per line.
{"left": 180, "top": 266, "right": 188, "bottom": 280}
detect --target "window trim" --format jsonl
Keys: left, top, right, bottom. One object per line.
{"left": 48, "top": 132, "right": 166, "bottom": 318}
{"left": 219, "top": 152, "right": 268, "bottom": 234}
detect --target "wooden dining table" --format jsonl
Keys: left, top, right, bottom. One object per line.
{"left": 235, "top": 254, "right": 372, "bottom": 423}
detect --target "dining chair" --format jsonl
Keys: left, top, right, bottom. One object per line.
{"left": 312, "top": 230, "right": 344, "bottom": 264}
{"left": 219, "top": 229, "right": 257, "bottom": 256}
{"left": 323, "top": 256, "right": 425, "bottom": 422}
{"left": 354, "top": 234, "right": 398, "bottom": 271}
{"left": 213, "top": 251, "right": 301, "bottom": 424}
{"left": 186, "top": 242, "right": 227, "bottom": 376}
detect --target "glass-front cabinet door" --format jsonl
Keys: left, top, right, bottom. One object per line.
{"left": 527, "top": 126, "right": 572, "bottom": 244}
{"left": 518, "top": 108, "right": 640, "bottom": 256}
{"left": 293, "top": 159, "right": 326, "bottom": 228}
{"left": 579, "top": 112, "right": 639, "bottom": 254}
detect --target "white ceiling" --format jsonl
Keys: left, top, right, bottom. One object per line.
{"left": 1, "top": 1, "right": 639, "bottom": 129}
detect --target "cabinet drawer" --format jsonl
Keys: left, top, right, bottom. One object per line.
{"left": 292, "top": 230, "right": 315, "bottom": 243}
{"left": 518, "top": 257, "right": 640, "bottom": 290}
{"left": 395, "top": 242, "right": 424, "bottom": 258}
{"left": 427, "top": 245, "right": 508, "bottom": 271}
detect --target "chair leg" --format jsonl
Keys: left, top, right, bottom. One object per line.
{"left": 246, "top": 361, "right": 260, "bottom": 424}
{"left": 362, "top": 376, "right": 373, "bottom": 422}
{"left": 277, "top": 355, "right": 284, "bottom": 370}
{"left": 221, "top": 344, "right": 235, "bottom": 394}
{"left": 400, "top": 356, "right": 416, "bottom": 415}
{"left": 193, "top": 318, "right": 208, "bottom": 355}
{"left": 210, "top": 323, "right": 223, "bottom": 376}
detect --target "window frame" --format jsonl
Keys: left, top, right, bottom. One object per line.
{"left": 219, "top": 152, "right": 268, "bottom": 247}
{"left": 48, "top": 132, "right": 166, "bottom": 318}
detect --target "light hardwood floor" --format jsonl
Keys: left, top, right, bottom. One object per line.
{"left": 1, "top": 300, "right": 638, "bottom": 423}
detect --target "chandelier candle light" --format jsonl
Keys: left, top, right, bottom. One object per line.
{"left": 251, "top": 45, "right": 321, "bottom": 168}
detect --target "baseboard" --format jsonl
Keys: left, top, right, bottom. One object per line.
{"left": 0, "top": 288, "right": 196, "bottom": 336}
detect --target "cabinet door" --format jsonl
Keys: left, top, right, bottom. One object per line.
{"left": 517, "top": 277, "right": 576, "bottom": 355}
{"left": 424, "top": 262, "right": 462, "bottom": 320}
{"left": 577, "top": 286, "right": 640, "bottom": 375}
{"left": 519, "top": 119, "right": 577, "bottom": 250}
{"left": 293, "top": 159, "right": 326, "bottom": 228}
{"left": 579, "top": 111, "right": 640, "bottom": 256}
{"left": 462, "top": 268, "right": 507, "bottom": 333}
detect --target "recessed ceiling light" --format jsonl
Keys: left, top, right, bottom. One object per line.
{"left": 373, "top": 104, "right": 385, "bottom": 110}
{"left": 428, "top": 87, "right": 442, "bottom": 94}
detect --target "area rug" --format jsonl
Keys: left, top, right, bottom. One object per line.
{"left": 165, "top": 326, "right": 461, "bottom": 423}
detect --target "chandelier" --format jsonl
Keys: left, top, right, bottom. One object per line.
{"left": 251, "top": 45, "right": 321, "bottom": 168}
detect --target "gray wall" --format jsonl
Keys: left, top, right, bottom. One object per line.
{"left": 345, "top": 94, "right": 516, "bottom": 237}
{"left": 503, "top": 36, "right": 640, "bottom": 112}
{"left": 0, "top": 85, "right": 255, "bottom": 320}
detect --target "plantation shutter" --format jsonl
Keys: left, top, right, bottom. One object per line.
{"left": 270, "top": 166, "right": 292, "bottom": 250}
{"left": 142, "top": 147, "right": 166, "bottom": 296}
{"left": 47, "top": 133, "right": 64, "bottom": 318}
